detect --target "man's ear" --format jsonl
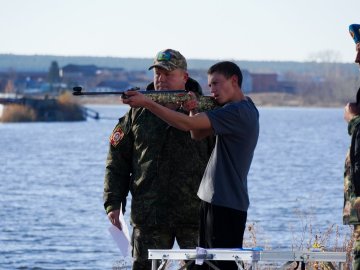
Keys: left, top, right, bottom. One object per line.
{"left": 183, "top": 71, "right": 189, "bottom": 83}
{"left": 231, "top": 75, "right": 238, "bottom": 87}
{"left": 355, "top": 50, "right": 360, "bottom": 65}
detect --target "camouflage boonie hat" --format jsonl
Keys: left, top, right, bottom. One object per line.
{"left": 148, "top": 49, "right": 187, "bottom": 71}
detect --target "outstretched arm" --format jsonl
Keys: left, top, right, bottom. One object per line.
{"left": 187, "top": 110, "right": 214, "bottom": 140}
{"left": 123, "top": 91, "right": 213, "bottom": 135}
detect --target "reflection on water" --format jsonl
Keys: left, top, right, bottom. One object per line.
{"left": 0, "top": 105, "right": 351, "bottom": 269}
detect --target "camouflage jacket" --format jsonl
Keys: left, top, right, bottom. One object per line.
{"left": 103, "top": 78, "right": 214, "bottom": 227}
{"left": 344, "top": 116, "right": 360, "bottom": 225}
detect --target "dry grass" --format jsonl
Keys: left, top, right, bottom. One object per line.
{"left": 243, "top": 219, "right": 353, "bottom": 270}
{"left": 56, "top": 92, "right": 85, "bottom": 121}
{"left": 57, "top": 91, "right": 76, "bottom": 105}
{"left": 1, "top": 92, "right": 85, "bottom": 122}
{"left": 1, "top": 104, "right": 36, "bottom": 122}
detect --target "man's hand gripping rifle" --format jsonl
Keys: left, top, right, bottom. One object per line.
{"left": 73, "top": 86, "right": 219, "bottom": 112}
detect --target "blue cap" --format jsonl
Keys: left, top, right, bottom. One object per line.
{"left": 349, "top": 24, "right": 360, "bottom": 44}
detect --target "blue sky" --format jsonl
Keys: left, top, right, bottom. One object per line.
{"left": 0, "top": 0, "right": 359, "bottom": 62}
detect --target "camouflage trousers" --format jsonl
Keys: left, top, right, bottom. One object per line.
{"left": 131, "top": 225, "right": 199, "bottom": 270}
{"left": 354, "top": 225, "right": 360, "bottom": 270}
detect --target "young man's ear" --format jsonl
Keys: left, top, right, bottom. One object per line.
{"left": 231, "top": 75, "right": 239, "bottom": 87}
{"left": 355, "top": 49, "right": 360, "bottom": 65}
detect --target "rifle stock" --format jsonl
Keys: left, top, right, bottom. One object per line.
{"left": 72, "top": 86, "right": 219, "bottom": 111}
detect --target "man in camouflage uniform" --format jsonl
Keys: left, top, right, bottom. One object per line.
{"left": 103, "top": 49, "right": 213, "bottom": 270}
{"left": 344, "top": 100, "right": 360, "bottom": 270}
{"left": 345, "top": 25, "right": 360, "bottom": 270}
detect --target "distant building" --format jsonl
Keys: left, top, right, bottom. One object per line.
{"left": 0, "top": 63, "right": 299, "bottom": 96}
{"left": 62, "top": 64, "right": 99, "bottom": 77}
{"left": 277, "top": 80, "right": 297, "bottom": 94}
{"left": 251, "top": 73, "right": 278, "bottom": 93}
{"left": 13, "top": 72, "right": 48, "bottom": 93}
{"left": 95, "top": 80, "right": 131, "bottom": 92}
{"left": 249, "top": 73, "right": 298, "bottom": 93}
{"left": 241, "top": 70, "right": 252, "bottom": 93}
{"left": 62, "top": 64, "right": 126, "bottom": 89}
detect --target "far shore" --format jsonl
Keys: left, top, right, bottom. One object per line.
{"left": 248, "top": 92, "right": 344, "bottom": 108}
{"left": 76, "top": 92, "right": 345, "bottom": 108}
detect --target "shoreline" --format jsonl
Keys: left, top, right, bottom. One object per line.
{"left": 77, "top": 92, "right": 345, "bottom": 108}
{"left": 248, "top": 93, "right": 344, "bottom": 108}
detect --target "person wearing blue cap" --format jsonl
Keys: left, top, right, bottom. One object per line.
{"left": 344, "top": 24, "right": 360, "bottom": 270}
{"left": 349, "top": 24, "right": 360, "bottom": 65}
{"left": 343, "top": 93, "right": 360, "bottom": 270}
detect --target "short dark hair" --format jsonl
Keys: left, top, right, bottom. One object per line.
{"left": 207, "top": 61, "right": 243, "bottom": 88}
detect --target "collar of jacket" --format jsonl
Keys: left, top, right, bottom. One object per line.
{"left": 348, "top": 116, "right": 360, "bottom": 135}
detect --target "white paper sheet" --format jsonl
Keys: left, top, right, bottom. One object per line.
{"left": 108, "top": 207, "right": 131, "bottom": 256}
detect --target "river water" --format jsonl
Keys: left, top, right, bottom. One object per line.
{"left": 0, "top": 105, "right": 351, "bottom": 269}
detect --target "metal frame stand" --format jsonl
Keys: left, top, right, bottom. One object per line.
{"left": 148, "top": 249, "right": 346, "bottom": 270}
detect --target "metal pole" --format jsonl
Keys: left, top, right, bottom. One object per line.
{"left": 151, "top": 259, "right": 157, "bottom": 270}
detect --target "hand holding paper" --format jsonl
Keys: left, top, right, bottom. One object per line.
{"left": 108, "top": 207, "right": 131, "bottom": 257}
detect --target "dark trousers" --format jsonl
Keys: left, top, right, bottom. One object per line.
{"left": 199, "top": 200, "right": 247, "bottom": 270}
{"left": 131, "top": 225, "right": 199, "bottom": 270}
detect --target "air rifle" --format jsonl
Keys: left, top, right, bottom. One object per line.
{"left": 72, "top": 86, "right": 219, "bottom": 111}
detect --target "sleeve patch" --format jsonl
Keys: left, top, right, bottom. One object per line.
{"left": 110, "top": 127, "right": 124, "bottom": 147}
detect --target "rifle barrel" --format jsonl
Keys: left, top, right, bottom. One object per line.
{"left": 72, "top": 86, "right": 219, "bottom": 111}
{"left": 73, "top": 91, "right": 126, "bottom": 96}
{"left": 72, "top": 86, "right": 188, "bottom": 96}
